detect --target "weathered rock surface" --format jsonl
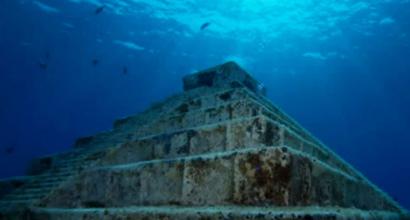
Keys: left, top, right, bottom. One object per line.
{"left": 0, "top": 61, "right": 408, "bottom": 220}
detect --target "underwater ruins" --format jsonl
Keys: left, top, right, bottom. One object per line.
{"left": 0, "top": 62, "right": 409, "bottom": 219}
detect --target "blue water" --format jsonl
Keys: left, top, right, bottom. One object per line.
{"left": 1, "top": 0, "right": 409, "bottom": 209}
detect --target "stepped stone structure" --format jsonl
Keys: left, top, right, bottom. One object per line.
{"left": 0, "top": 62, "right": 409, "bottom": 220}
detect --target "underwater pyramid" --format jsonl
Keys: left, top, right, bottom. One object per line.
{"left": 0, "top": 62, "right": 409, "bottom": 220}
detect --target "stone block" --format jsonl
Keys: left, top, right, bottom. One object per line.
{"left": 230, "top": 99, "right": 261, "bottom": 119}
{"left": 153, "top": 132, "right": 191, "bottom": 159}
{"left": 78, "top": 169, "right": 140, "bottom": 207}
{"left": 232, "top": 147, "right": 366, "bottom": 209}
{"left": 189, "top": 125, "right": 227, "bottom": 154}
{"left": 283, "top": 129, "right": 304, "bottom": 151}
{"left": 204, "top": 104, "right": 232, "bottom": 123}
{"left": 233, "top": 147, "right": 292, "bottom": 206}
{"left": 140, "top": 160, "right": 184, "bottom": 205}
{"left": 102, "top": 140, "right": 154, "bottom": 165}
{"left": 40, "top": 168, "right": 141, "bottom": 208}
{"left": 183, "top": 61, "right": 266, "bottom": 96}
{"left": 182, "top": 155, "right": 234, "bottom": 205}
{"left": 310, "top": 165, "right": 338, "bottom": 206}
{"left": 288, "top": 155, "right": 313, "bottom": 206}
{"left": 136, "top": 98, "right": 263, "bottom": 138}
{"left": 228, "top": 117, "right": 281, "bottom": 150}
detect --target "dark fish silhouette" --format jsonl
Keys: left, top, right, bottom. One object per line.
{"left": 123, "top": 66, "right": 128, "bottom": 75}
{"left": 200, "top": 22, "right": 211, "bottom": 31}
{"left": 38, "top": 62, "right": 48, "bottom": 70}
{"left": 95, "top": 5, "right": 106, "bottom": 14}
{"left": 4, "top": 146, "right": 14, "bottom": 155}
{"left": 92, "top": 59, "right": 99, "bottom": 66}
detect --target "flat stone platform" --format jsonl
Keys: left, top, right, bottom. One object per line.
{"left": 31, "top": 206, "right": 409, "bottom": 220}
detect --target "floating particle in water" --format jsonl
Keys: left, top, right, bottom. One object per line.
{"left": 123, "top": 66, "right": 128, "bottom": 75}
{"left": 95, "top": 5, "right": 106, "bottom": 15}
{"left": 38, "top": 61, "right": 48, "bottom": 70}
{"left": 4, "top": 146, "right": 15, "bottom": 155}
{"left": 45, "top": 51, "right": 51, "bottom": 60}
{"left": 200, "top": 22, "right": 211, "bottom": 31}
{"left": 92, "top": 59, "right": 99, "bottom": 66}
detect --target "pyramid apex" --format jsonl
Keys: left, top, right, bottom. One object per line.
{"left": 183, "top": 62, "right": 266, "bottom": 96}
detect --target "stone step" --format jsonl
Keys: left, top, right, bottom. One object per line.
{"left": 52, "top": 165, "right": 86, "bottom": 173}
{"left": 4, "top": 185, "right": 54, "bottom": 194}
{"left": 12, "top": 187, "right": 53, "bottom": 194}
{"left": 45, "top": 171, "right": 74, "bottom": 178}
{"left": 39, "top": 147, "right": 101, "bottom": 161}
{"left": 240, "top": 90, "right": 371, "bottom": 189}
{"left": 68, "top": 87, "right": 236, "bottom": 153}
{"left": 24, "top": 89, "right": 250, "bottom": 175}
{"left": 4, "top": 89, "right": 250, "bottom": 199}
{"left": 29, "top": 206, "right": 410, "bottom": 220}
{"left": 16, "top": 174, "right": 73, "bottom": 189}
{"left": 111, "top": 87, "right": 241, "bottom": 131}
{"left": 28, "top": 181, "right": 61, "bottom": 188}
{"left": 0, "top": 199, "right": 32, "bottom": 205}
{"left": 123, "top": 90, "right": 336, "bottom": 175}
{"left": 53, "top": 148, "right": 110, "bottom": 164}
{"left": 56, "top": 155, "right": 90, "bottom": 163}
{"left": 55, "top": 88, "right": 234, "bottom": 162}
{"left": 53, "top": 159, "right": 95, "bottom": 169}
{"left": 162, "top": 88, "right": 250, "bottom": 119}
{"left": 45, "top": 171, "right": 78, "bottom": 178}
{"left": 2, "top": 193, "right": 44, "bottom": 201}
{"left": 26, "top": 148, "right": 105, "bottom": 177}
{"left": 0, "top": 90, "right": 373, "bottom": 211}
{"left": 134, "top": 97, "right": 261, "bottom": 138}
{"left": 33, "top": 174, "right": 71, "bottom": 181}
{"left": 100, "top": 115, "right": 277, "bottom": 166}
{"left": 230, "top": 91, "right": 363, "bottom": 180}
{"left": 0, "top": 199, "right": 32, "bottom": 213}
{"left": 101, "top": 112, "right": 357, "bottom": 181}
{"left": 50, "top": 158, "right": 103, "bottom": 174}
{"left": 18, "top": 184, "right": 52, "bottom": 192}
{"left": 0, "top": 176, "right": 32, "bottom": 200}
{"left": 38, "top": 146, "right": 401, "bottom": 213}
{"left": 0, "top": 171, "right": 77, "bottom": 205}
{"left": 247, "top": 89, "right": 319, "bottom": 145}
{"left": 36, "top": 171, "right": 76, "bottom": 179}
{"left": 21, "top": 88, "right": 250, "bottom": 180}
{"left": 137, "top": 87, "right": 292, "bottom": 143}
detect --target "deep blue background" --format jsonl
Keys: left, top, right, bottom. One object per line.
{"left": 0, "top": 0, "right": 409, "bottom": 209}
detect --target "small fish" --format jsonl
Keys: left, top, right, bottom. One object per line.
{"left": 38, "top": 62, "right": 48, "bottom": 70}
{"left": 122, "top": 66, "right": 128, "bottom": 75}
{"left": 200, "top": 22, "right": 211, "bottom": 31}
{"left": 4, "top": 146, "right": 15, "bottom": 155}
{"left": 95, "top": 5, "right": 106, "bottom": 15}
{"left": 92, "top": 59, "right": 99, "bottom": 66}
